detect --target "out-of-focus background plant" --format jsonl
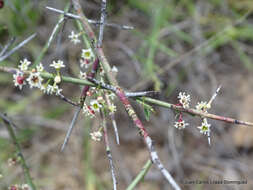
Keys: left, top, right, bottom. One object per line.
{"left": 1, "top": 0, "right": 253, "bottom": 189}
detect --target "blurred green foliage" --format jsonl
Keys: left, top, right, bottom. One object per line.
{"left": 0, "top": 0, "right": 39, "bottom": 37}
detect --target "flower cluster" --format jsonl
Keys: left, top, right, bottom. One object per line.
{"left": 174, "top": 91, "right": 215, "bottom": 141}
{"left": 13, "top": 59, "right": 64, "bottom": 97}
{"left": 13, "top": 59, "right": 44, "bottom": 90}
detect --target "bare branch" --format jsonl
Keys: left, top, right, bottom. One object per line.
{"left": 60, "top": 107, "right": 82, "bottom": 152}
{"left": 98, "top": 0, "right": 107, "bottom": 47}
{"left": 46, "top": 6, "right": 134, "bottom": 30}
{"left": 102, "top": 112, "right": 118, "bottom": 190}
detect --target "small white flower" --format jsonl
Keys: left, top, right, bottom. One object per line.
{"left": 90, "top": 131, "right": 102, "bottom": 141}
{"left": 174, "top": 120, "right": 189, "bottom": 130}
{"left": 90, "top": 99, "right": 102, "bottom": 112}
{"left": 26, "top": 72, "right": 43, "bottom": 88}
{"left": 79, "top": 71, "right": 87, "bottom": 79}
{"left": 68, "top": 31, "right": 81, "bottom": 45}
{"left": 46, "top": 84, "right": 54, "bottom": 95}
{"left": 50, "top": 60, "right": 65, "bottom": 69}
{"left": 0, "top": 173, "right": 3, "bottom": 179}
{"left": 178, "top": 92, "right": 191, "bottom": 108}
{"left": 53, "top": 85, "right": 63, "bottom": 96}
{"left": 196, "top": 101, "right": 208, "bottom": 113}
{"left": 21, "top": 184, "right": 31, "bottom": 190}
{"left": 108, "top": 104, "right": 117, "bottom": 114}
{"left": 54, "top": 75, "right": 61, "bottom": 84}
{"left": 19, "top": 58, "right": 31, "bottom": 71}
{"left": 81, "top": 48, "right": 94, "bottom": 60}
{"left": 83, "top": 103, "right": 95, "bottom": 118}
{"left": 111, "top": 66, "right": 118, "bottom": 73}
{"left": 36, "top": 63, "right": 44, "bottom": 72}
{"left": 197, "top": 118, "right": 211, "bottom": 135}
{"left": 13, "top": 71, "right": 26, "bottom": 90}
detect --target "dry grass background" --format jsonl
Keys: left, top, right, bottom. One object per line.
{"left": 1, "top": 0, "right": 253, "bottom": 189}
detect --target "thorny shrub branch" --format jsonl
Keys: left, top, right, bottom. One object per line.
{"left": 1, "top": 1, "right": 253, "bottom": 190}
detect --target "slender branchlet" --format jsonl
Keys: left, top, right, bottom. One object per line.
{"left": 33, "top": 3, "right": 71, "bottom": 68}
{"left": 0, "top": 34, "right": 36, "bottom": 62}
{"left": 105, "top": 92, "right": 120, "bottom": 144}
{"left": 0, "top": 37, "right": 16, "bottom": 57}
{"left": 101, "top": 112, "right": 117, "bottom": 190}
{"left": 58, "top": 93, "right": 79, "bottom": 107}
{"left": 61, "top": 58, "right": 100, "bottom": 152}
{"left": 45, "top": 6, "right": 134, "bottom": 30}
{"left": 60, "top": 107, "right": 82, "bottom": 152}
{"left": 0, "top": 113, "right": 37, "bottom": 190}
{"left": 141, "top": 97, "right": 253, "bottom": 127}
{"left": 98, "top": 0, "right": 107, "bottom": 47}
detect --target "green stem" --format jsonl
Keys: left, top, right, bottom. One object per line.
{"left": 0, "top": 114, "right": 37, "bottom": 190}
{"left": 126, "top": 160, "right": 152, "bottom": 190}
{"left": 1, "top": 65, "right": 253, "bottom": 127}
{"left": 40, "top": 72, "right": 95, "bottom": 86}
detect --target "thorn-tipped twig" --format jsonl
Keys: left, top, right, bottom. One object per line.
{"left": 33, "top": 3, "right": 71, "bottom": 68}
{"left": 208, "top": 85, "right": 221, "bottom": 107}
{"left": 45, "top": 6, "right": 134, "bottom": 30}
{"left": 102, "top": 112, "right": 117, "bottom": 190}
{"left": 207, "top": 85, "right": 221, "bottom": 146}
{"left": 0, "top": 34, "right": 36, "bottom": 62}
{"left": 0, "top": 113, "right": 37, "bottom": 190}
{"left": 33, "top": 17, "right": 64, "bottom": 67}
{"left": 62, "top": 58, "right": 100, "bottom": 151}
{"left": 105, "top": 93, "right": 120, "bottom": 144}
{"left": 87, "top": 77, "right": 159, "bottom": 97}
{"left": 111, "top": 114, "right": 120, "bottom": 145}
{"left": 0, "top": 37, "right": 16, "bottom": 57}
{"left": 58, "top": 93, "right": 79, "bottom": 107}
{"left": 98, "top": 0, "right": 107, "bottom": 47}
{"left": 61, "top": 107, "right": 81, "bottom": 152}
